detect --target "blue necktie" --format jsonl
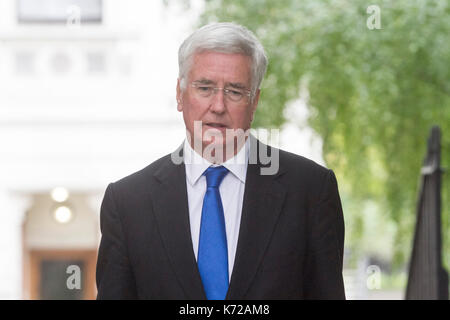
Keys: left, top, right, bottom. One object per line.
{"left": 197, "top": 166, "right": 229, "bottom": 300}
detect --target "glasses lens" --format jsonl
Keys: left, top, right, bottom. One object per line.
{"left": 195, "top": 85, "right": 214, "bottom": 97}
{"left": 225, "top": 89, "right": 244, "bottom": 102}
{"left": 192, "top": 83, "right": 250, "bottom": 102}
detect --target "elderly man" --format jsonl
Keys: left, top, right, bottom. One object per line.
{"left": 96, "top": 22, "right": 345, "bottom": 300}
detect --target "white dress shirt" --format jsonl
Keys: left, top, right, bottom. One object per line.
{"left": 183, "top": 138, "right": 250, "bottom": 280}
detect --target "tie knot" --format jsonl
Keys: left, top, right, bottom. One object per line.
{"left": 204, "top": 166, "right": 229, "bottom": 188}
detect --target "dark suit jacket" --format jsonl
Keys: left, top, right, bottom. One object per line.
{"left": 96, "top": 137, "right": 345, "bottom": 299}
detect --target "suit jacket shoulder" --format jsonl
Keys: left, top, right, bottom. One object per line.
{"left": 97, "top": 139, "right": 345, "bottom": 299}
{"left": 266, "top": 145, "right": 337, "bottom": 206}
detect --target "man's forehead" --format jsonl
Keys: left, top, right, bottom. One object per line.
{"left": 191, "top": 51, "right": 251, "bottom": 70}
{"left": 188, "top": 52, "right": 252, "bottom": 85}
{"left": 193, "top": 50, "right": 251, "bottom": 61}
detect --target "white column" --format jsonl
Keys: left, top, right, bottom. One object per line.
{"left": 0, "top": 190, "right": 31, "bottom": 299}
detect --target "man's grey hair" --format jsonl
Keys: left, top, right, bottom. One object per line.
{"left": 178, "top": 22, "right": 268, "bottom": 95}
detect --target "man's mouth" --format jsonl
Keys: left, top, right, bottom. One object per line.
{"left": 205, "top": 122, "right": 227, "bottom": 128}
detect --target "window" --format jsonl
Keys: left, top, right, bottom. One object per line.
{"left": 17, "top": 0, "right": 102, "bottom": 24}
{"left": 50, "top": 52, "right": 72, "bottom": 74}
{"left": 15, "top": 51, "right": 36, "bottom": 75}
{"left": 86, "top": 52, "right": 106, "bottom": 74}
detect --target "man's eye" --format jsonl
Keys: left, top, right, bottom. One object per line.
{"left": 228, "top": 89, "right": 243, "bottom": 96}
{"left": 198, "top": 86, "right": 212, "bottom": 92}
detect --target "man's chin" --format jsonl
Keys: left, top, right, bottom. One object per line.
{"left": 188, "top": 126, "right": 249, "bottom": 162}
{"left": 202, "top": 124, "right": 228, "bottom": 135}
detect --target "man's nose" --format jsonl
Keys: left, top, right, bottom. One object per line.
{"left": 209, "top": 89, "right": 226, "bottom": 114}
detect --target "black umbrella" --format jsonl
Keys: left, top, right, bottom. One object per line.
{"left": 405, "top": 126, "right": 448, "bottom": 299}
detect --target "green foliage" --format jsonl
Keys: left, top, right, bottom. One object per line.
{"left": 197, "top": 0, "right": 450, "bottom": 269}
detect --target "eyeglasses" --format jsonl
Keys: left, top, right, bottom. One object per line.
{"left": 190, "top": 82, "right": 252, "bottom": 102}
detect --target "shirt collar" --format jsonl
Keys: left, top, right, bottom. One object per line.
{"left": 183, "top": 137, "right": 250, "bottom": 186}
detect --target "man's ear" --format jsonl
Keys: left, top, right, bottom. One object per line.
{"left": 176, "top": 79, "right": 183, "bottom": 112}
{"left": 250, "top": 89, "right": 260, "bottom": 122}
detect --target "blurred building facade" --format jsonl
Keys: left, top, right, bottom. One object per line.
{"left": 0, "top": 0, "right": 198, "bottom": 299}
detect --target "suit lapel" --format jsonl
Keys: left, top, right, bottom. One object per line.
{"left": 151, "top": 146, "right": 206, "bottom": 299}
{"left": 226, "top": 138, "right": 287, "bottom": 299}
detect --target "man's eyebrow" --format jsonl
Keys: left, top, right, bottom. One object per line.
{"left": 226, "top": 82, "right": 248, "bottom": 90}
{"left": 192, "top": 78, "right": 215, "bottom": 85}
{"left": 192, "top": 79, "right": 248, "bottom": 89}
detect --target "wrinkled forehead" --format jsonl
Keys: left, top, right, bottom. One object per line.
{"left": 187, "top": 51, "right": 252, "bottom": 85}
